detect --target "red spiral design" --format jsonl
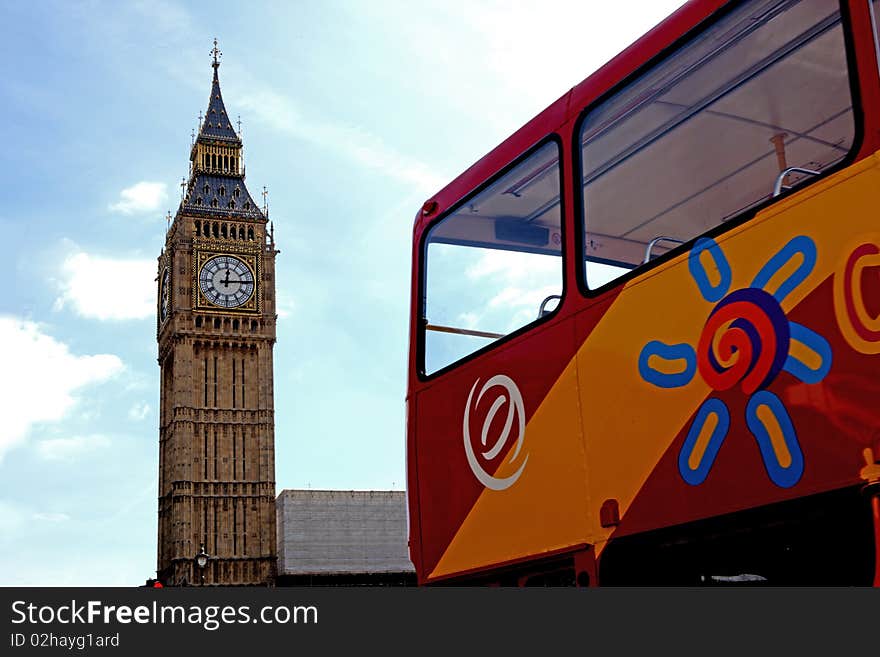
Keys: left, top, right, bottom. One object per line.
{"left": 696, "top": 289, "right": 789, "bottom": 395}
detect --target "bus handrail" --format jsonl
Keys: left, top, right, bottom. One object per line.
{"left": 539, "top": 294, "right": 562, "bottom": 318}
{"left": 425, "top": 323, "right": 503, "bottom": 340}
{"left": 772, "top": 166, "right": 821, "bottom": 197}
{"left": 643, "top": 236, "right": 685, "bottom": 264}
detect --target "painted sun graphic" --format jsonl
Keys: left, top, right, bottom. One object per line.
{"left": 638, "top": 235, "right": 833, "bottom": 489}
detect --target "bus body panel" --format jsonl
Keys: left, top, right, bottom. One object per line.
{"left": 413, "top": 155, "right": 880, "bottom": 583}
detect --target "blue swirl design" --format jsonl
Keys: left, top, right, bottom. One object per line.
{"left": 751, "top": 235, "right": 816, "bottom": 304}
{"left": 678, "top": 398, "right": 730, "bottom": 486}
{"left": 688, "top": 237, "right": 732, "bottom": 303}
{"left": 638, "top": 341, "right": 697, "bottom": 388}
{"left": 783, "top": 322, "right": 833, "bottom": 384}
{"left": 746, "top": 390, "right": 804, "bottom": 488}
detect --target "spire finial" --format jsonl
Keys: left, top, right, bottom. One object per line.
{"left": 180, "top": 177, "right": 186, "bottom": 201}
{"left": 211, "top": 38, "right": 222, "bottom": 69}
{"left": 262, "top": 185, "right": 269, "bottom": 217}
{"left": 237, "top": 114, "right": 242, "bottom": 136}
{"left": 166, "top": 210, "right": 172, "bottom": 232}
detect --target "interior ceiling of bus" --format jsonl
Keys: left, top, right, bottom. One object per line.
{"left": 582, "top": 0, "right": 853, "bottom": 266}
{"left": 430, "top": 1, "right": 853, "bottom": 268}
{"left": 429, "top": 143, "right": 562, "bottom": 255}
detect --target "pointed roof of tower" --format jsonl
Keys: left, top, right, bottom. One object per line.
{"left": 181, "top": 173, "right": 265, "bottom": 221}
{"left": 199, "top": 39, "right": 240, "bottom": 143}
{"left": 176, "top": 39, "right": 266, "bottom": 223}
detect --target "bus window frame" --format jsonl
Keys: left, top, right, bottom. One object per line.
{"left": 417, "top": 134, "right": 568, "bottom": 382}
{"left": 572, "top": 0, "right": 865, "bottom": 299}
{"left": 871, "top": 0, "right": 880, "bottom": 77}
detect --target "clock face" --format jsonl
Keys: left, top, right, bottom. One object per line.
{"left": 159, "top": 268, "right": 170, "bottom": 322}
{"left": 198, "top": 255, "right": 255, "bottom": 308}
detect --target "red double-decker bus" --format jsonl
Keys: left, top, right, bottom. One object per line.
{"left": 406, "top": 0, "right": 880, "bottom": 586}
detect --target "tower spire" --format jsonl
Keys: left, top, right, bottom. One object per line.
{"left": 211, "top": 38, "right": 222, "bottom": 70}
{"left": 197, "top": 38, "right": 238, "bottom": 142}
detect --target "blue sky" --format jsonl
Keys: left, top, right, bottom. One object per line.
{"left": 0, "top": 0, "right": 684, "bottom": 585}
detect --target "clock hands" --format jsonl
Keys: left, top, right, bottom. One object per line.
{"left": 218, "top": 268, "right": 250, "bottom": 289}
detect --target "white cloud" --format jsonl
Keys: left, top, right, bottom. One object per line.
{"left": 128, "top": 402, "right": 150, "bottom": 421}
{"left": 109, "top": 181, "right": 167, "bottom": 215}
{"left": 462, "top": 1, "right": 689, "bottom": 117}
{"left": 33, "top": 512, "right": 70, "bottom": 522}
{"left": 0, "top": 317, "right": 123, "bottom": 461}
{"left": 54, "top": 252, "right": 156, "bottom": 320}
{"left": 36, "top": 435, "right": 112, "bottom": 461}
{"left": 236, "top": 90, "right": 447, "bottom": 193}
{"left": 457, "top": 312, "right": 479, "bottom": 329}
{"left": 276, "top": 292, "right": 296, "bottom": 320}
{"left": 466, "top": 249, "right": 559, "bottom": 283}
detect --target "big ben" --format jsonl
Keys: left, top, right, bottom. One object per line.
{"left": 156, "top": 41, "right": 277, "bottom": 586}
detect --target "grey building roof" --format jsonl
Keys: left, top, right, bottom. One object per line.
{"left": 276, "top": 490, "right": 414, "bottom": 576}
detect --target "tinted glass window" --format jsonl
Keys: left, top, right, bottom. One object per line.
{"left": 423, "top": 142, "right": 562, "bottom": 375}
{"left": 579, "top": 0, "right": 855, "bottom": 288}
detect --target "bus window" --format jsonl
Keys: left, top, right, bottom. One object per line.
{"left": 579, "top": 0, "right": 855, "bottom": 290}
{"left": 422, "top": 141, "right": 562, "bottom": 375}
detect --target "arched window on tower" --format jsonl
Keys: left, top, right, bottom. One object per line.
{"left": 219, "top": 186, "right": 226, "bottom": 197}
{"left": 195, "top": 220, "right": 201, "bottom": 236}
{"left": 228, "top": 200, "right": 235, "bottom": 209}
{"left": 221, "top": 224, "right": 227, "bottom": 238}
{"left": 212, "top": 222, "right": 219, "bottom": 237}
{"left": 195, "top": 316, "right": 203, "bottom": 328}
{"left": 204, "top": 184, "right": 210, "bottom": 195}
{"left": 238, "top": 226, "right": 245, "bottom": 239}
{"left": 211, "top": 198, "right": 219, "bottom": 208}
{"left": 247, "top": 227, "right": 254, "bottom": 241}
{"left": 233, "top": 188, "right": 240, "bottom": 199}
{"left": 224, "top": 155, "right": 229, "bottom": 171}
{"left": 196, "top": 197, "right": 203, "bottom": 206}
{"left": 212, "top": 153, "right": 217, "bottom": 169}
{"left": 232, "top": 319, "right": 239, "bottom": 331}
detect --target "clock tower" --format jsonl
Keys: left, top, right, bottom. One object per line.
{"left": 156, "top": 41, "right": 278, "bottom": 586}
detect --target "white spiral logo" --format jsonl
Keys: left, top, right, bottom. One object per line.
{"left": 463, "top": 375, "right": 528, "bottom": 491}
